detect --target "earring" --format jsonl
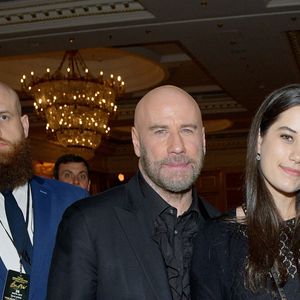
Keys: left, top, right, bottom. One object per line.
{"left": 256, "top": 153, "right": 261, "bottom": 161}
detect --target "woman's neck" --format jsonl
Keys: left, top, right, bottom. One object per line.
{"left": 273, "top": 195, "right": 296, "bottom": 221}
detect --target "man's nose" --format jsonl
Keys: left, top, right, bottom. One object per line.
{"left": 72, "top": 176, "right": 81, "bottom": 186}
{"left": 167, "top": 131, "right": 185, "bottom": 154}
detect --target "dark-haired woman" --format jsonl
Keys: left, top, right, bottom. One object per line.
{"left": 191, "top": 84, "right": 300, "bottom": 299}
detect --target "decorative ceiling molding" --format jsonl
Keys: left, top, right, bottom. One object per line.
{"left": 114, "top": 93, "right": 247, "bottom": 122}
{"left": 198, "top": 97, "right": 247, "bottom": 114}
{"left": 0, "top": 0, "right": 153, "bottom": 34}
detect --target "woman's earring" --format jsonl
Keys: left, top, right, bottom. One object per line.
{"left": 256, "top": 153, "right": 261, "bottom": 161}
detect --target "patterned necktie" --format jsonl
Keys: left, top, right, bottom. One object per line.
{"left": 1, "top": 190, "right": 33, "bottom": 273}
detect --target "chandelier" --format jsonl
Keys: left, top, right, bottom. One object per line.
{"left": 20, "top": 50, "right": 125, "bottom": 157}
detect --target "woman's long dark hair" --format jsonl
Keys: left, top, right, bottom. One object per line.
{"left": 245, "top": 84, "right": 300, "bottom": 291}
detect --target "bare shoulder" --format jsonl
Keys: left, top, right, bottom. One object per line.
{"left": 236, "top": 206, "right": 246, "bottom": 223}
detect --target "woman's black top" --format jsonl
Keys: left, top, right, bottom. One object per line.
{"left": 190, "top": 211, "right": 300, "bottom": 299}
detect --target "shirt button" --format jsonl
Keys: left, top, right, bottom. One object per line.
{"left": 169, "top": 209, "right": 175, "bottom": 215}
{"left": 174, "top": 230, "right": 178, "bottom": 235}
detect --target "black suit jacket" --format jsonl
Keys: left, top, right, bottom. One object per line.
{"left": 47, "top": 173, "right": 218, "bottom": 300}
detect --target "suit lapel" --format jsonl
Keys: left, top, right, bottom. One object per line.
{"left": 114, "top": 176, "right": 172, "bottom": 300}
{"left": 29, "top": 178, "right": 52, "bottom": 298}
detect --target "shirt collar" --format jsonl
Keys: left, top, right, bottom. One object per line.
{"left": 137, "top": 171, "right": 200, "bottom": 220}
{"left": 138, "top": 171, "right": 168, "bottom": 221}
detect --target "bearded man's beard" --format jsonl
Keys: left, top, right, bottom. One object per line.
{"left": 0, "top": 139, "right": 33, "bottom": 191}
{"left": 139, "top": 143, "right": 204, "bottom": 193}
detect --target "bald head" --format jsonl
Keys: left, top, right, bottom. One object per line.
{"left": 134, "top": 85, "right": 202, "bottom": 130}
{"left": 0, "top": 82, "right": 22, "bottom": 116}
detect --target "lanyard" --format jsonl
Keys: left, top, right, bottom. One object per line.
{"left": 0, "top": 183, "right": 31, "bottom": 271}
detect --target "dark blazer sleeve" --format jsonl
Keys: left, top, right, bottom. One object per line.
{"left": 47, "top": 203, "right": 98, "bottom": 300}
{"left": 190, "top": 221, "right": 227, "bottom": 300}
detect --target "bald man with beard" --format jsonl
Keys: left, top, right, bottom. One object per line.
{"left": 47, "top": 85, "right": 219, "bottom": 300}
{"left": 0, "top": 82, "right": 88, "bottom": 300}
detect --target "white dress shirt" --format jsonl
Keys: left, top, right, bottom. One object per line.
{"left": 0, "top": 183, "right": 34, "bottom": 272}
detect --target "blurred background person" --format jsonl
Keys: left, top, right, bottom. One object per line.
{"left": 53, "top": 153, "right": 91, "bottom": 191}
{"left": 191, "top": 84, "right": 300, "bottom": 299}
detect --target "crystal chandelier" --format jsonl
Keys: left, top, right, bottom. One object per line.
{"left": 20, "top": 50, "right": 125, "bottom": 157}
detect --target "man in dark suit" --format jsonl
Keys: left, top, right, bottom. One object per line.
{"left": 0, "top": 82, "right": 88, "bottom": 299}
{"left": 47, "top": 85, "right": 219, "bottom": 300}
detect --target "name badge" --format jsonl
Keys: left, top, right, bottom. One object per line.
{"left": 2, "top": 270, "right": 29, "bottom": 300}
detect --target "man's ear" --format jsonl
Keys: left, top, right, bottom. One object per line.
{"left": 21, "top": 114, "right": 29, "bottom": 138}
{"left": 131, "top": 127, "right": 141, "bottom": 158}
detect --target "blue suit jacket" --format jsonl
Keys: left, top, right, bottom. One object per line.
{"left": 0, "top": 176, "right": 89, "bottom": 300}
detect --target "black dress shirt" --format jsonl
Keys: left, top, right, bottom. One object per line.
{"left": 138, "top": 173, "right": 200, "bottom": 300}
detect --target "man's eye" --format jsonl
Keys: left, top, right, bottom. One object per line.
{"left": 0, "top": 115, "right": 9, "bottom": 121}
{"left": 79, "top": 174, "right": 87, "bottom": 180}
{"left": 154, "top": 129, "right": 167, "bottom": 135}
{"left": 181, "top": 128, "right": 194, "bottom": 134}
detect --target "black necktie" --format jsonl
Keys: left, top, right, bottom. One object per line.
{"left": 2, "top": 190, "right": 33, "bottom": 273}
